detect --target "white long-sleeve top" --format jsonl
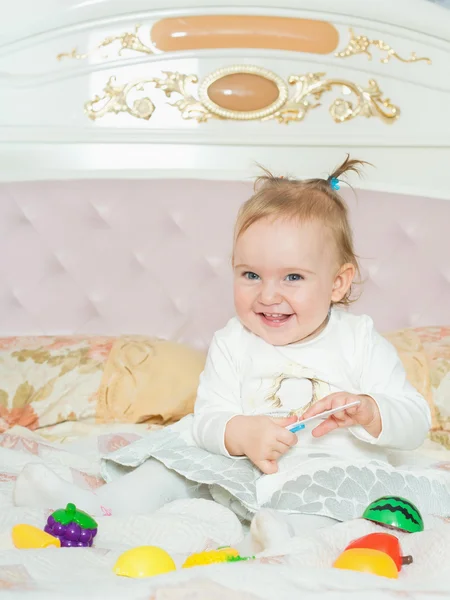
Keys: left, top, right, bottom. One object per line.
{"left": 192, "top": 310, "right": 431, "bottom": 462}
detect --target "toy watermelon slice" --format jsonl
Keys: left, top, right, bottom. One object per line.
{"left": 44, "top": 503, "right": 98, "bottom": 548}
{"left": 362, "top": 496, "right": 424, "bottom": 533}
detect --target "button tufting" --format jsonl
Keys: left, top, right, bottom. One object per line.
{"left": 48, "top": 255, "right": 68, "bottom": 275}
{"left": 168, "top": 211, "right": 186, "bottom": 231}
{"left": 204, "top": 255, "right": 227, "bottom": 272}
{"left": 0, "top": 180, "right": 448, "bottom": 344}
{"left": 9, "top": 291, "right": 24, "bottom": 309}
{"left": 397, "top": 220, "right": 420, "bottom": 241}
{"left": 130, "top": 253, "right": 148, "bottom": 273}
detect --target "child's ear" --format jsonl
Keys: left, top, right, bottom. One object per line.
{"left": 331, "top": 263, "right": 356, "bottom": 303}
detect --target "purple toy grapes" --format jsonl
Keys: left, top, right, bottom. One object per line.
{"left": 66, "top": 524, "right": 81, "bottom": 541}
{"left": 44, "top": 503, "right": 98, "bottom": 548}
{"left": 79, "top": 529, "right": 91, "bottom": 544}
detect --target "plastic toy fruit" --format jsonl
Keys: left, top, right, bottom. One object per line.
{"left": 216, "top": 546, "right": 240, "bottom": 557}
{"left": 12, "top": 524, "right": 61, "bottom": 549}
{"left": 333, "top": 548, "right": 398, "bottom": 579}
{"left": 44, "top": 503, "right": 98, "bottom": 548}
{"left": 362, "top": 496, "right": 424, "bottom": 533}
{"left": 113, "top": 546, "right": 176, "bottom": 578}
{"left": 182, "top": 547, "right": 244, "bottom": 568}
{"left": 345, "top": 532, "right": 412, "bottom": 571}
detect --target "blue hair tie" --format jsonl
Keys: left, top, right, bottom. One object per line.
{"left": 330, "top": 177, "right": 340, "bottom": 191}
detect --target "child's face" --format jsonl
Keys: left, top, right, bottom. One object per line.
{"left": 233, "top": 217, "right": 353, "bottom": 345}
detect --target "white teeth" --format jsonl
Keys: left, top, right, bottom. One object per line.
{"left": 264, "top": 313, "right": 285, "bottom": 317}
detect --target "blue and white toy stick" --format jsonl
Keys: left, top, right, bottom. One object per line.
{"left": 287, "top": 400, "right": 361, "bottom": 433}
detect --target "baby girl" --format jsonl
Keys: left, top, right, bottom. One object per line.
{"left": 14, "top": 156, "right": 431, "bottom": 546}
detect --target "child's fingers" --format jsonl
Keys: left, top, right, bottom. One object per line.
{"left": 300, "top": 398, "right": 333, "bottom": 421}
{"left": 257, "top": 459, "right": 278, "bottom": 475}
{"left": 266, "top": 450, "right": 280, "bottom": 460}
{"left": 276, "top": 427, "right": 298, "bottom": 447}
{"left": 311, "top": 413, "right": 355, "bottom": 437}
{"left": 263, "top": 441, "right": 293, "bottom": 461}
{"left": 264, "top": 442, "right": 286, "bottom": 459}
{"left": 270, "top": 415, "right": 297, "bottom": 428}
{"left": 311, "top": 418, "right": 340, "bottom": 437}
{"left": 273, "top": 440, "right": 295, "bottom": 455}
{"left": 301, "top": 393, "right": 354, "bottom": 421}
{"left": 273, "top": 441, "right": 288, "bottom": 454}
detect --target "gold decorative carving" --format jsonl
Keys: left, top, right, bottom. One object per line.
{"left": 278, "top": 73, "right": 399, "bottom": 124}
{"left": 84, "top": 77, "right": 156, "bottom": 121}
{"left": 85, "top": 66, "right": 399, "bottom": 124}
{"left": 57, "top": 25, "right": 154, "bottom": 61}
{"left": 335, "top": 28, "right": 431, "bottom": 64}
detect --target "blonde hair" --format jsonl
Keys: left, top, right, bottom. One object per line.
{"left": 234, "top": 155, "right": 369, "bottom": 306}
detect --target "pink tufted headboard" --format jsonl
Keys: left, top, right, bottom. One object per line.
{"left": 0, "top": 179, "right": 448, "bottom": 349}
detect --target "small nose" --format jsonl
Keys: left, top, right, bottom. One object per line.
{"left": 259, "top": 281, "right": 282, "bottom": 305}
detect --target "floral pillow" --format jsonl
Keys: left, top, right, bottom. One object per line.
{"left": 384, "top": 328, "right": 437, "bottom": 428}
{"left": 385, "top": 326, "right": 450, "bottom": 445}
{"left": 0, "top": 336, "right": 114, "bottom": 433}
{"left": 0, "top": 335, "right": 206, "bottom": 433}
{"left": 415, "top": 327, "right": 450, "bottom": 447}
{"left": 0, "top": 328, "right": 447, "bottom": 440}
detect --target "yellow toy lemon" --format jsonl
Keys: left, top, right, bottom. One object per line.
{"left": 12, "top": 524, "right": 61, "bottom": 549}
{"left": 182, "top": 547, "right": 240, "bottom": 568}
{"left": 333, "top": 548, "right": 398, "bottom": 579}
{"left": 113, "top": 546, "right": 176, "bottom": 578}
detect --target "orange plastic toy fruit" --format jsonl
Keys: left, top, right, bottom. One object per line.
{"left": 333, "top": 548, "right": 398, "bottom": 579}
{"left": 345, "top": 532, "right": 412, "bottom": 571}
{"left": 12, "top": 524, "right": 61, "bottom": 549}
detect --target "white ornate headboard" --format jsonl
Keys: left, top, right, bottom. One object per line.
{"left": 0, "top": 0, "right": 449, "bottom": 344}
{"left": 1, "top": 0, "right": 450, "bottom": 198}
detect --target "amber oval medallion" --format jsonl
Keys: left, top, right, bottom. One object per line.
{"left": 199, "top": 66, "right": 288, "bottom": 120}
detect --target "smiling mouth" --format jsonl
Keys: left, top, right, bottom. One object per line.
{"left": 258, "top": 313, "right": 293, "bottom": 327}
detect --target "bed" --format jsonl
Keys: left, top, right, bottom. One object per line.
{"left": 0, "top": 0, "right": 449, "bottom": 597}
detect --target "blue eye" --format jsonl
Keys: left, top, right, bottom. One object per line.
{"left": 243, "top": 272, "right": 260, "bottom": 280}
{"left": 286, "top": 274, "right": 303, "bottom": 282}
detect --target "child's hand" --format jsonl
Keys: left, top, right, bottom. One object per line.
{"left": 300, "top": 393, "right": 381, "bottom": 439}
{"left": 225, "top": 415, "right": 298, "bottom": 475}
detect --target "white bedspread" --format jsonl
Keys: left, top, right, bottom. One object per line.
{"left": 0, "top": 425, "right": 450, "bottom": 599}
